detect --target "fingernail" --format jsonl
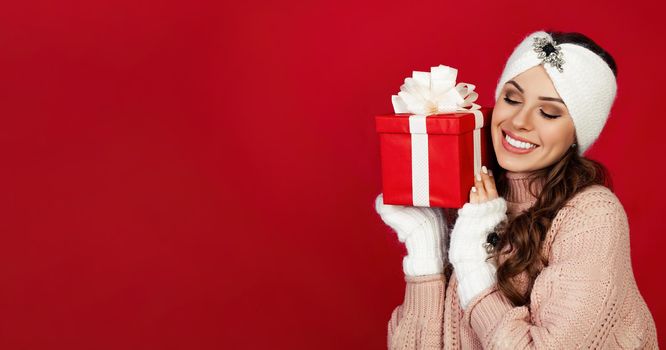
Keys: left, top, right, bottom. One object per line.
{"left": 481, "top": 166, "right": 488, "bottom": 174}
{"left": 476, "top": 174, "right": 482, "bottom": 181}
{"left": 471, "top": 186, "right": 477, "bottom": 193}
{"left": 489, "top": 169, "right": 494, "bottom": 177}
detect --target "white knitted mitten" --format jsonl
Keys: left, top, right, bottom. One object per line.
{"left": 448, "top": 197, "right": 507, "bottom": 309}
{"left": 375, "top": 193, "right": 449, "bottom": 277}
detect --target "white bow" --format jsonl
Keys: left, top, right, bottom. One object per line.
{"left": 391, "top": 65, "right": 482, "bottom": 115}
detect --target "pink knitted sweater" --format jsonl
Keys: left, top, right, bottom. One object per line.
{"left": 387, "top": 171, "right": 659, "bottom": 349}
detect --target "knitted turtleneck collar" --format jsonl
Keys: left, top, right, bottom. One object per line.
{"left": 503, "top": 171, "right": 544, "bottom": 216}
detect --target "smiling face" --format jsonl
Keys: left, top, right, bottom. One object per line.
{"left": 491, "top": 65, "right": 576, "bottom": 173}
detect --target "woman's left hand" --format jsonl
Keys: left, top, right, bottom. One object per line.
{"left": 449, "top": 166, "right": 508, "bottom": 310}
{"left": 469, "top": 166, "right": 499, "bottom": 204}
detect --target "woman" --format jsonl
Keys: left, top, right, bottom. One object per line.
{"left": 375, "top": 30, "right": 659, "bottom": 349}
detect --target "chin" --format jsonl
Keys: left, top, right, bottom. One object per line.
{"left": 495, "top": 154, "right": 538, "bottom": 173}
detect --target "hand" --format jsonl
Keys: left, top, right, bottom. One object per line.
{"left": 469, "top": 166, "right": 498, "bottom": 204}
{"left": 448, "top": 166, "right": 508, "bottom": 309}
{"left": 374, "top": 193, "right": 449, "bottom": 277}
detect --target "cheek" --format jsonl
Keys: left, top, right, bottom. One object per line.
{"left": 538, "top": 120, "right": 575, "bottom": 149}
{"left": 491, "top": 104, "right": 511, "bottom": 127}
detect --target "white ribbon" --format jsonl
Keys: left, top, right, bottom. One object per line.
{"left": 391, "top": 65, "right": 484, "bottom": 207}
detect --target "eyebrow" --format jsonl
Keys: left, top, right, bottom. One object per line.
{"left": 505, "top": 80, "right": 566, "bottom": 105}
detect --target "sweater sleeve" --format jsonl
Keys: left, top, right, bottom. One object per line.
{"left": 461, "top": 187, "right": 634, "bottom": 349}
{"left": 387, "top": 273, "right": 446, "bottom": 350}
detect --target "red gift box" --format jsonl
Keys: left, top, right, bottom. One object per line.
{"left": 375, "top": 107, "right": 494, "bottom": 208}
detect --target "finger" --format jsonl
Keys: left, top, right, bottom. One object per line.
{"left": 374, "top": 193, "right": 404, "bottom": 215}
{"left": 469, "top": 186, "right": 479, "bottom": 204}
{"left": 481, "top": 166, "right": 498, "bottom": 199}
{"left": 374, "top": 193, "right": 387, "bottom": 213}
{"left": 474, "top": 173, "right": 488, "bottom": 202}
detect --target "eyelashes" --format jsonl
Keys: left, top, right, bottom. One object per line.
{"left": 502, "top": 96, "right": 561, "bottom": 119}
{"left": 502, "top": 96, "right": 519, "bottom": 105}
{"left": 540, "top": 110, "right": 560, "bottom": 119}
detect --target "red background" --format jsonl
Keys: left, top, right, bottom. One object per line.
{"left": 1, "top": 0, "right": 664, "bottom": 349}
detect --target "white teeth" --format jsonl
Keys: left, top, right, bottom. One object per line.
{"left": 505, "top": 133, "right": 537, "bottom": 149}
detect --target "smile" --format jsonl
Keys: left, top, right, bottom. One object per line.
{"left": 501, "top": 130, "right": 539, "bottom": 154}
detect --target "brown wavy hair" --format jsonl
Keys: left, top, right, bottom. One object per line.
{"left": 489, "top": 31, "right": 618, "bottom": 306}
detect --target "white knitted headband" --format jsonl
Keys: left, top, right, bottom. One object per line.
{"left": 494, "top": 30, "right": 617, "bottom": 154}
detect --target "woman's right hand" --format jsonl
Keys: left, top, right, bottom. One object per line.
{"left": 374, "top": 193, "right": 449, "bottom": 276}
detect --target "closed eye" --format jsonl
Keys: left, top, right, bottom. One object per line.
{"left": 503, "top": 96, "right": 561, "bottom": 119}
{"left": 540, "top": 110, "right": 560, "bottom": 119}
{"left": 503, "top": 96, "right": 519, "bottom": 105}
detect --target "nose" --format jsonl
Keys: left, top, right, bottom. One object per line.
{"left": 510, "top": 106, "right": 533, "bottom": 131}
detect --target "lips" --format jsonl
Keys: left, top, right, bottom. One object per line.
{"left": 501, "top": 129, "right": 539, "bottom": 148}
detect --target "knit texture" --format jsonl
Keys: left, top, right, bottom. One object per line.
{"left": 449, "top": 197, "right": 507, "bottom": 310}
{"left": 375, "top": 193, "right": 449, "bottom": 276}
{"left": 387, "top": 171, "right": 659, "bottom": 349}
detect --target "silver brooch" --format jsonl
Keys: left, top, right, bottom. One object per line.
{"left": 483, "top": 231, "right": 500, "bottom": 254}
{"left": 533, "top": 36, "right": 565, "bottom": 73}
